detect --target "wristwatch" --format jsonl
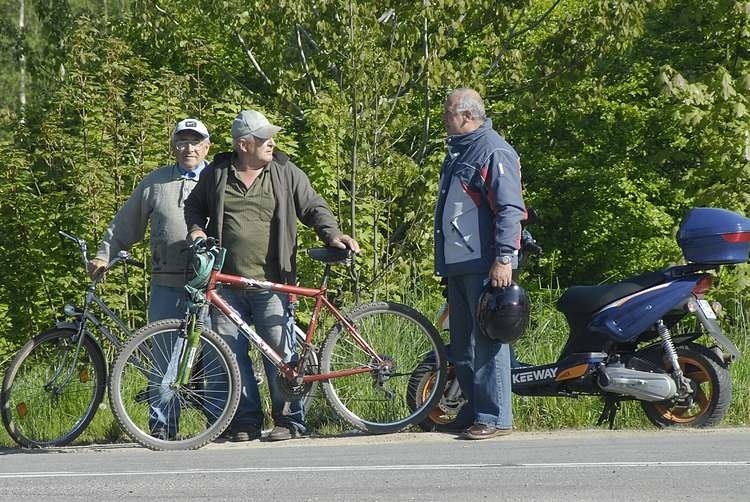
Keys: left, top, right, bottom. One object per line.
{"left": 497, "top": 255, "right": 512, "bottom": 265}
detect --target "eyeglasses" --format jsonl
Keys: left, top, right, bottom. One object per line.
{"left": 175, "top": 139, "right": 206, "bottom": 150}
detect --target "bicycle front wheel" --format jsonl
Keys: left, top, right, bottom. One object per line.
{"left": 1, "top": 327, "right": 106, "bottom": 448}
{"left": 319, "top": 302, "right": 447, "bottom": 434}
{"left": 109, "top": 319, "right": 241, "bottom": 451}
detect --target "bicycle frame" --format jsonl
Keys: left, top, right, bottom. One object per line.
{"left": 191, "top": 265, "right": 388, "bottom": 386}
{"left": 52, "top": 231, "right": 146, "bottom": 383}
{"left": 62, "top": 290, "right": 131, "bottom": 347}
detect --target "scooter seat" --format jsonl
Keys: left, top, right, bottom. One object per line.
{"left": 557, "top": 270, "right": 666, "bottom": 315}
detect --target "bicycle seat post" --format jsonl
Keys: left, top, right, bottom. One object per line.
{"left": 320, "top": 263, "right": 333, "bottom": 290}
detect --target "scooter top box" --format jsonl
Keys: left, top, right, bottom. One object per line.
{"left": 677, "top": 207, "right": 750, "bottom": 264}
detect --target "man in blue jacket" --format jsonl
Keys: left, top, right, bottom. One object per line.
{"left": 434, "top": 88, "right": 526, "bottom": 439}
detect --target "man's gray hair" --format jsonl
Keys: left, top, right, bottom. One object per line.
{"left": 233, "top": 133, "right": 256, "bottom": 150}
{"left": 450, "top": 88, "right": 486, "bottom": 120}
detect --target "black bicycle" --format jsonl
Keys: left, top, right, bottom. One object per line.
{"left": 1, "top": 231, "right": 143, "bottom": 447}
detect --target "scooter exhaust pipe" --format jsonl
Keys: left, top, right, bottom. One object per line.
{"left": 598, "top": 364, "right": 677, "bottom": 402}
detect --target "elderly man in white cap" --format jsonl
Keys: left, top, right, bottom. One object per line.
{"left": 185, "top": 109, "right": 358, "bottom": 442}
{"left": 89, "top": 117, "right": 211, "bottom": 440}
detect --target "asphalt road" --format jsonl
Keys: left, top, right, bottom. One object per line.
{"left": 1, "top": 428, "right": 749, "bottom": 501}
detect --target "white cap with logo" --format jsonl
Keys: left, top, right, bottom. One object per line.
{"left": 173, "top": 118, "right": 210, "bottom": 139}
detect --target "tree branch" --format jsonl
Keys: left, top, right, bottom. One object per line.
{"left": 295, "top": 25, "right": 317, "bottom": 96}
{"left": 485, "top": 0, "right": 563, "bottom": 77}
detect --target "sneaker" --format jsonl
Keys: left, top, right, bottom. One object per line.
{"left": 266, "top": 425, "right": 305, "bottom": 442}
{"left": 461, "top": 423, "right": 512, "bottom": 440}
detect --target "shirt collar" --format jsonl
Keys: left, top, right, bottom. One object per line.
{"left": 176, "top": 160, "right": 207, "bottom": 180}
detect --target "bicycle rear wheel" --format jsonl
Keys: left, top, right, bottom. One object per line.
{"left": 109, "top": 319, "right": 241, "bottom": 451}
{"left": 319, "top": 301, "right": 447, "bottom": 434}
{"left": 1, "top": 327, "right": 106, "bottom": 448}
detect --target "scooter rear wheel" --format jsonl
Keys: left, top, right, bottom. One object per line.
{"left": 407, "top": 363, "right": 463, "bottom": 431}
{"left": 641, "top": 343, "right": 731, "bottom": 428}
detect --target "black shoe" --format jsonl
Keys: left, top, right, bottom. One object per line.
{"left": 435, "top": 421, "right": 473, "bottom": 434}
{"left": 266, "top": 425, "right": 306, "bottom": 442}
{"left": 229, "top": 429, "right": 262, "bottom": 442}
{"left": 461, "top": 423, "right": 512, "bottom": 440}
{"left": 150, "top": 427, "right": 176, "bottom": 441}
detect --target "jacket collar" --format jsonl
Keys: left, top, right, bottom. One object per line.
{"left": 211, "top": 150, "right": 290, "bottom": 169}
{"left": 446, "top": 118, "right": 494, "bottom": 151}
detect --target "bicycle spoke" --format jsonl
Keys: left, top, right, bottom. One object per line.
{"left": 2, "top": 329, "right": 106, "bottom": 447}
{"left": 109, "top": 320, "right": 240, "bottom": 451}
{"left": 320, "top": 302, "right": 446, "bottom": 434}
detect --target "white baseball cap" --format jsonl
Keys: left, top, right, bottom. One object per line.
{"left": 173, "top": 118, "right": 210, "bottom": 139}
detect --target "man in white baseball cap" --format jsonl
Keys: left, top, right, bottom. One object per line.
{"left": 88, "top": 117, "right": 212, "bottom": 440}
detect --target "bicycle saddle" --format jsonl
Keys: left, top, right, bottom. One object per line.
{"left": 307, "top": 247, "right": 353, "bottom": 264}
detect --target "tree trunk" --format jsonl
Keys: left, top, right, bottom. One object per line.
{"left": 18, "top": 0, "right": 26, "bottom": 123}
{"left": 348, "top": 0, "right": 359, "bottom": 298}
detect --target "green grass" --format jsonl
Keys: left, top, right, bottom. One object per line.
{"left": 1, "top": 287, "right": 748, "bottom": 448}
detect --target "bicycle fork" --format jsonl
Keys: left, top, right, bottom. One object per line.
{"left": 174, "top": 306, "right": 208, "bottom": 387}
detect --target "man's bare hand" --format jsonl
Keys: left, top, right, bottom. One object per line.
{"left": 87, "top": 258, "right": 108, "bottom": 280}
{"left": 330, "top": 234, "right": 360, "bottom": 253}
{"left": 188, "top": 230, "right": 208, "bottom": 243}
{"left": 489, "top": 261, "right": 513, "bottom": 288}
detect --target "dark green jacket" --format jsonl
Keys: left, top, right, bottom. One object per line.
{"left": 184, "top": 150, "right": 342, "bottom": 284}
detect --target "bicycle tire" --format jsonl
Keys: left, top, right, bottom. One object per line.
{"left": 109, "top": 319, "right": 241, "bottom": 451}
{"left": 319, "top": 301, "right": 447, "bottom": 434}
{"left": 1, "top": 327, "right": 107, "bottom": 448}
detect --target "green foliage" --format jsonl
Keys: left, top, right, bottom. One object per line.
{"left": 0, "top": 1, "right": 749, "bottom": 438}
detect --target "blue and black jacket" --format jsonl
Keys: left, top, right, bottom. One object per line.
{"left": 434, "top": 119, "right": 527, "bottom": 277}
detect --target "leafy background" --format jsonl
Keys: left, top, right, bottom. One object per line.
{"left": 0, "top": 0, "right": 749, "bottom": 430}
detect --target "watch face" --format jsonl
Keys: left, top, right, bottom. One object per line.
{"left": 500, "top": 256, "right": 511, "bottom": 264}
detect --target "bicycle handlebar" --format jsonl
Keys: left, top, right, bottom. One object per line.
{"left": 59, "top": 230, "right": 145, "bottom": 278}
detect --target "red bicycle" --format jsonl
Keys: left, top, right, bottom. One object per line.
{"left": 108, "top": 239, "right": 448, "bottom": 450}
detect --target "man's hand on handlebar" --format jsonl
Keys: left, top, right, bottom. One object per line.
{"left": 86, "top": 258, "right": 108, "bottom": 280}
{"left": 188, "top": 230, "right": 208, "bottom": 244}
{"left": 329, "top": 234, "right": 360, "bottom": 254}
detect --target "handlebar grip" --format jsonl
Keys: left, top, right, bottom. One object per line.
{"left": 525, "top": 241, "right": 543, "bottom": 255}
{"left": 58, "top": 230, "right": 79, "bottom": 243}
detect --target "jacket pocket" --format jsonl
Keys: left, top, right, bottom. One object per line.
{"left": 443, "top": 203, "right": 482, "bottom": 264}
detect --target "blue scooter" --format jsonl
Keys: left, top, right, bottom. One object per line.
{"left": 408, "top": 207, "right": 749, "bottom": 429}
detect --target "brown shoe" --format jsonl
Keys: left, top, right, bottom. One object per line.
{"left": 462, "top": 424, "right": 512, "bottom": 440}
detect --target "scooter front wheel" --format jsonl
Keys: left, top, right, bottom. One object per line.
{"left": 641, "top": 343, "right": 731, "bottom": 428}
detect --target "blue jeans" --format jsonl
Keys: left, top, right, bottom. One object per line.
{"left": 447, "top": 274, "right": 513, "bottom": 429}
{"left": 211, "top": 287, "right": 305, "bottom": 433}
{"left": 147, "top": 284, "right": 189, "bottom": 435}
